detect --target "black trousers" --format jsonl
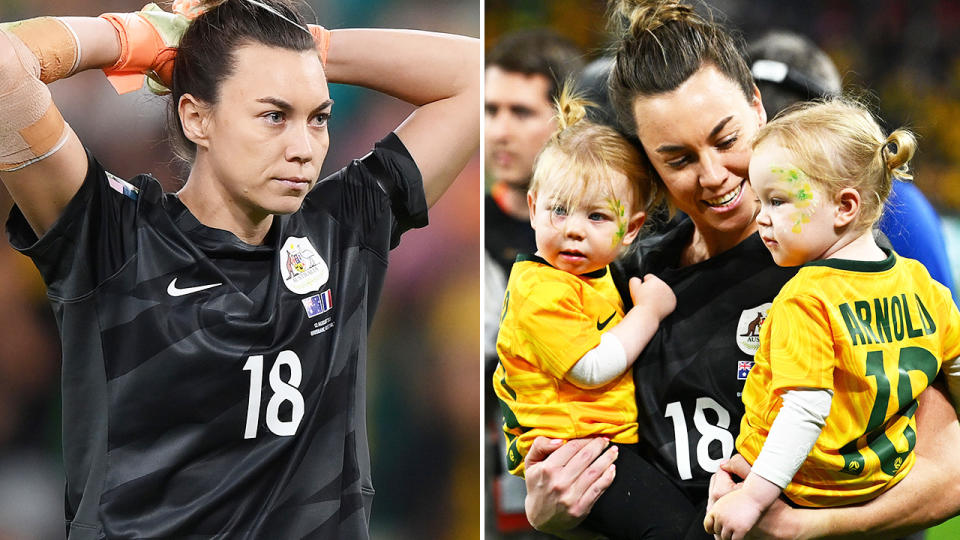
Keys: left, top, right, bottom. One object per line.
{"left": 582, "top": 443, "right": 710, "bottom": 540}
{"left": 582, "top": 443, "right": 928, "bottom": 540}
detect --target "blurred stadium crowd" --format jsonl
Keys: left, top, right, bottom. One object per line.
{"left": 487, "top": 0, "right": 960, "bottom": 259}
{"left": 487, "top": 0, "right": 960, "bottom": 231}
{"left": 0, "top": 1, "right": 480, "bottom": 539}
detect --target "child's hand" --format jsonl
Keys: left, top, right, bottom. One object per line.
{"left": 629, "top": 274, "right": 676, "bottom": 321}
{"left": 703, "top": 488, "right": 765, "bottom": 540}
{"left": 706, "top": 460, "right": 741, "bottom": 513}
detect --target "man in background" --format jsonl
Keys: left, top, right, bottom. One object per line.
{"left": 485, "top": 29, "right": 584, "bottom": 275}
{"left": 484, "top": 28, "right": 583, "bottom": 538}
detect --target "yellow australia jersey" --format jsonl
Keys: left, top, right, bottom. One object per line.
{"left": 737, "top": 251, "right": 960, "bottom": 507}
{"left": 493, "top": 255, "right": 639, "bottom": 477}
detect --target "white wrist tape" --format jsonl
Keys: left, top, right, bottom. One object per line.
{"left": 751, "top": 388, "right": 833, "bottom": 489}
{"left": 567, "top": 332, "right": 628, "bottom": 389}
{"left": 0, "top": 30, "right": 68, "bottom": 172}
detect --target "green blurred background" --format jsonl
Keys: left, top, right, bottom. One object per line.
{"left": 0, "top": 1, "right": 480, "bottom": 539}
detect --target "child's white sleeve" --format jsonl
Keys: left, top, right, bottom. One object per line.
{"left": 942, "top": 356, "right": 960, "bottom": 417}
{"left": 566, "top": 333, "right": 627, "bottom": 389}
{"left": 750, "top": 388, "right": 833, "bottom": 489}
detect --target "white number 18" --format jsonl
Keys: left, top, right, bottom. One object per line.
{"left": 243, "top": 351, "right": 305, "bottom": 439}
{"left": 663, "top": 397, "right": 734, "bottom": 479}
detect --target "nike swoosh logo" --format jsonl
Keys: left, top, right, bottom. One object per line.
{"left": 167, "top": 278, "right": 222, "bottom": 297}
{"left": 597, "top": 312, "right": 616, "bottom": 331}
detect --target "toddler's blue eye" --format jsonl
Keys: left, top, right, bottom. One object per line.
{"left": 552, "top": 205, "right": 567, "bottom": 217}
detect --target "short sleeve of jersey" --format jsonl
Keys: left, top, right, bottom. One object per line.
{"left": 6, "top": 150, "right": 140, "bottom": 300}
{"left": 510, "top": 278, "right": 602, "bottom": 381}
{"left": 766, "top": 293, "right": 836, "bottom": 393}
{"left": 307, "top": 132, "right": 427, "bottom": 253}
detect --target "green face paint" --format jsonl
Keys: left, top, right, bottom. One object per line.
{"left": 770, "top": 166, "right": 818, "bottom": 233}
{"left": 608, "top": 198, "right": 627, "bottom": 248}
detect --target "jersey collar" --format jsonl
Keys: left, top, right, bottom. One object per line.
{"left": 803, "top": 247, "right": 896, "bottom": 273}
{"left": 165, "top": 193, "right": 280, "bottom": 255}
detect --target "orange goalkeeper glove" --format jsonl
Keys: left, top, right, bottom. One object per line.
{"left": 308, "top": 25, "right": 331, "bottom": 67}
{"left": 100, "top": 1, "right": 330, "bottom": 95}
{"left": 99, "top": 2, "right": 194, "bottom": 95}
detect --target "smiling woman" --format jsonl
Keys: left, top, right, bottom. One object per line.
{"left": 626, "top": 64, "right": 765, "bottom": 260}
{"left": 519, "top": 1, "right": 960, "bottom": 540}
{"left": 0, "top": 0, "right": 480, "bottom": 538}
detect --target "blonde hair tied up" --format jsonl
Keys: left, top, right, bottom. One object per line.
{"left": 553, "top": 83, "right": 590, "bottom": 138}
{"left": 881, "top": 129, "right": 917, "bottom": 182}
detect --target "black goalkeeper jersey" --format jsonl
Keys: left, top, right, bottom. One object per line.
{"left": 7, "top": 133, "right": 426, "bottom": 539}
{"left": 617, "top": 218, "right": 797, "bottom": 504}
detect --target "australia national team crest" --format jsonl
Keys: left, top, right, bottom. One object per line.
{"left": 280, "top": 236, "right": 328, "bottom": 294}
{"left": 736, "top": 302, "right": 772, "bottom": 355}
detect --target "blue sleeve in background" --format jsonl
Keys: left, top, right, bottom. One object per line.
{"left": 880, "top": 182, "right": 958, "bottom": 303}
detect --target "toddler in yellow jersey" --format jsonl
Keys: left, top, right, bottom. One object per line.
{"left": 492, "top": 88, "right": 676, "bottom": 476}
{"left": 705, "top": 97, "right": 960, "bottom": 539}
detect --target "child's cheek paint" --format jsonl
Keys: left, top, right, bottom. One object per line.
{"left": 608, "top": 198, "right": 627, "bottom": 248}
{"left": 771, "top": 166, "right": 818, "bottom": 234}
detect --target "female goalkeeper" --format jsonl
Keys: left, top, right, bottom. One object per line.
{"left": 0, "top": 0, "right": 479, "bottom": 538}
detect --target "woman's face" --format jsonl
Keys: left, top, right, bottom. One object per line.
{"left": 631, "top": 65, "right": 766, "bottom": 242}
{"left": 197, "top": 43, "right": 332, "bottom": 217}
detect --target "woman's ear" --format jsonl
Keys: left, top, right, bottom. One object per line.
{"left": 621, "top": 211, "right": 647, "bottom": 246}
{"left": 178, "top": 93, "right": 211, "bottom": 150}
{"left": 752, "top": 84, "right": 768, "bottom": 127}
{"left": 834, "top": 187, "right": 861, "bottom": 228}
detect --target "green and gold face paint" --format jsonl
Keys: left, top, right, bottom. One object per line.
{"left": 771, "top": 166, "right": 817, "bottom": 234}
{"left": 608, "top": 197, "right": 627, "bottom": 248}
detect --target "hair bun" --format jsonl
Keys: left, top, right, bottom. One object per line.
{"left": 881, "top": 129, "right": 917, "bottom": 181}
{"left": 612, "top": 0, "right": 698, "bottom": 38}
{"left": 553, "top": 83, "right": 592, "bottom": 138}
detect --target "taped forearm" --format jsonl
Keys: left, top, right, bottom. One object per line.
{"left": 751, "top": 388, "right": 832, "bottom": 489}
{"left": 0, "top": 31, "right": 68, "bottom": 171}
{"left": 566, "top": 333, "right": 627, "bottom": 389}
{"left": 0, "top": 17, "right": 80, "bottom": 83}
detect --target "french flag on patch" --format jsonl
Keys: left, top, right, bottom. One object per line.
{"left": 737, "top": 360, "right": 754, "bottom": 381}
{"left": 302, "top": 289, "right": 333, "bottom": 318}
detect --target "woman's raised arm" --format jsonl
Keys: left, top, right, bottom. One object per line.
{"left": 322, "top": 29, "right": 481, "bottom": 208}
{"left": 0, "top": 12, "right": 161, "bottom": 235}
